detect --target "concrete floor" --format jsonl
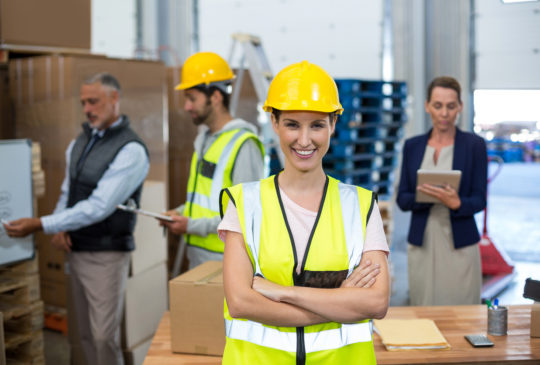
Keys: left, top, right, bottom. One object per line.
{"left": 44, "top": 162, "right": 540, "bottom": 364}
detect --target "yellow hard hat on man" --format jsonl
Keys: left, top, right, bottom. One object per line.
{"left": 263, "top": 60, "right": 343, "bottom": 115}
{"left": 175, "top": 52, "right": 235, "bottom": 90}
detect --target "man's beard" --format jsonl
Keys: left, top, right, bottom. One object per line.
{"left": 192, "top": 100, "right": 213, "bottom": 126}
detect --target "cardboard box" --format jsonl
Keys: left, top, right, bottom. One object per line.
{"left": 122, "top": 262, "right": 168, "bottom": 349}
{"left": 37, "top": 240, "right": 66, "bottom": 283}
{"left": 166, "top": 67, "right": 196, "bottom": 207}
{"left": 169, "top": 261, "right": 225, "bottom": 356}
{"left": 0, "top": 65, "right": 14, "bottom": 140}
{"left": 10, "top": 55, "right": 168, "bottom": 281}
{"left": 0, "top": 0, "right": 90, "bottom": 49}
{"left": 40, "top": 278, "right": 67, "bottom": 308}
{"left": 531, "top": 302, "right": 540, "bottom": 337}
{"left": 123, "top": 336, "right": 152, "bottom": 365}
{"left": 131, "top": 181, "right": 168, "bottom": 277}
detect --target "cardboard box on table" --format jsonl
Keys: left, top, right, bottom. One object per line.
{"left": 0, "top": 0, "right": 90, "bottom": 49}
{"left": 169, "top": 261, "right": 225, "bottom": 356}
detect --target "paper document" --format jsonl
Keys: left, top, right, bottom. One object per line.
{"left": 117, "top": 204, "right": 174, "bottom": 222}
{"left": 374, "top": 318, "right": 451, "bottom": 351}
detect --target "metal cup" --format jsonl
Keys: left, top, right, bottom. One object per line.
{"left": 488, "top": 306, "right": 508, "bottom": 336}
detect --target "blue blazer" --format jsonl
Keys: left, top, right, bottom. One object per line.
{"left": 396, "top": 128, "right": 487, "bottom": 249}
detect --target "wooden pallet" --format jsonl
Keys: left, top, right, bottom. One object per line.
{"left": 5, "top": 330, "right": 44, "bottom": 365}
{"left": 1, "top": 258, "right": 45, "bottom": 364}
{"left": 0, "top": 275, "right": 40, "bottom": 309}
{"left": 0, "top": 43, "right": 97, "bottom": 65}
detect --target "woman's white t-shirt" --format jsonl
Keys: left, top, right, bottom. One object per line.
{"left": 218, "top": 188, "right": 389, "bottom": 274}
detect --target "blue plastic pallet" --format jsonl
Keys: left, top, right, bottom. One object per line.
{"left": 335, "top": 79, "right": 407, "bottom": 97}
{"left": 339, "top": 109, "right": 407, "bottom": 125}
{"left": 324, "top": 150, "right": 398, "bottom": 163}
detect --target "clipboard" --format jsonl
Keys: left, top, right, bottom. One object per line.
{"left": 117, "top": 204, "right": 174, "bottom": 221}
{"left": 416, "top": 169, "right": 461, "bottom": 203}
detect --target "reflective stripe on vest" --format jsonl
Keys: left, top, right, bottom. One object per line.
{"left": 186, "top": 128, "right": 264, "bottom": 253}
{"left": 240, "top": 180, "right": 365, "bottom": 277}
{"left": 187, "top": 129, "right": 248, "bottom": 213}
{"left": 225, "top": 318, "right": 372, "bottom": 353}
{"left": 225, "top": 177, "right": 373, "bottom": 353}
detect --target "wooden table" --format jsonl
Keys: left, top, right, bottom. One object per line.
{"left": 143, "top": 305, "right": 540, "bottom": 365}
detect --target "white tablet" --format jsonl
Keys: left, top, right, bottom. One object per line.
{"left": 117, "top": 204, "right": 174, "bottom": 221}
{"left": 416, "top": 169, "right": 462, "bottom": 203}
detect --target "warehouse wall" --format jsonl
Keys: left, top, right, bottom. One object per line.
{"left": 475, "top": 0, "right": 540, "bottom": 89}
{"left": 392, "top": 0, "right": 472, "bottom": 136}
{"left": 198, "top": 0, "right": 383, "bottom": 79}
{"left": 92, "top": 0, "right": 137, "bottom": 58}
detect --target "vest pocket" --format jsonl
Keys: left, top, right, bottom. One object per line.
{"left": 296, "top": 270, "right": 348, "bottom": 288}
{"left": 200, "top": 159, "right": 217, "bottom": 178}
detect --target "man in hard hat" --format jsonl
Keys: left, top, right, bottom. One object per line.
{"left": 160, "top": 52, "right": 264, "bottom": 269}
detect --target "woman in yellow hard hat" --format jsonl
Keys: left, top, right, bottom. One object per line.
{"left": 218, "top": 61, "right": 390, "bottom": 364}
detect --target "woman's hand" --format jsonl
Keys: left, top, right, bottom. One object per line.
{"left": 252, "top": 276, "right": 290, "bottom": 302}
{"left": 340, "top": 260, "right": 380, "bottom": 288}
{"left": 417, "top": 183, "right": 461, "bottom": 210}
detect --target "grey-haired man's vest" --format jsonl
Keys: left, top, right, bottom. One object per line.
{"left": 67, "top": 116, "right": 148, "bottom": 251}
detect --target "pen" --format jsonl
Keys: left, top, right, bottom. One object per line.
{"left": 485, "top": 299, "right": 492, "bottom": 309}
{"left": 493, "top": 298, "right": 499, "bottom": 309}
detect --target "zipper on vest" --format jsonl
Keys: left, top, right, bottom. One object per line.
{"left": 296, "top": 326, "right": 306, "bottom": 365}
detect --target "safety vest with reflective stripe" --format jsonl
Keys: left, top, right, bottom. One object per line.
{"left": 185, "top": 128, "right": 264, "bottom": 253}
{"left": 220, "top": 174, "right": 377, "bottom": 364}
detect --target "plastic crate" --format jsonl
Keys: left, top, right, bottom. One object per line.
{"left": 336, "top": 79, "right": 363, "bottom": 94}
{"left": 341, "top": 95, "right": 362, "bottom": 110}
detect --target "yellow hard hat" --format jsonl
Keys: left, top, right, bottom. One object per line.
{"left": 175, "top": 52, "right": 235, "bottom": 90}
{"left": 263, "top": 60, "right": 343, "bottom": 115}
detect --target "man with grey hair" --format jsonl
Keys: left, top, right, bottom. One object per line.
{"left": 5, "top": 72, "right": 149, "bottom": 365}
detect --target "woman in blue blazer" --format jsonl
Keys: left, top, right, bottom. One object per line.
{"left": 397, "top": 76, "right": 487, "bottom": 305}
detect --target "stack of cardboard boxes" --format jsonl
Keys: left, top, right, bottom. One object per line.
{"left": 9, "top": 55, "right": 168, "bottom": 365}
{"left": 0, "top": 0, "right": 90, "bottom": 49}
{"left": 0, "top": 256, "right": 45, "bottom": 364}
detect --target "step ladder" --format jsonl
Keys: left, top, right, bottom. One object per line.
{"left": 228, "top": 33, "right": 273, "bottom": 116}
{"left": 228, "top": 33, "right": 284, "bottom": 172}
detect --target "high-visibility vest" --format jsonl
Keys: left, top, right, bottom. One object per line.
{"left": 220, "top": 174, "right": 377, "bottom": 364}
{"left": 185, "top": 128, "right": 264, "bottom": 253}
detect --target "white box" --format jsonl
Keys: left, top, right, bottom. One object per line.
{"left": 123, "top": 336, "right": 152, "bottom": 365}
{"left": 122, "top": 262, "right": 168, "bottom": 349}
{"left": 131, "top": 181, "right": 168, "bottom": 277}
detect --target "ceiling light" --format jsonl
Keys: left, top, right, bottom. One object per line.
{"left": 501, "top": 0, "right": 539, "bottom": 4}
